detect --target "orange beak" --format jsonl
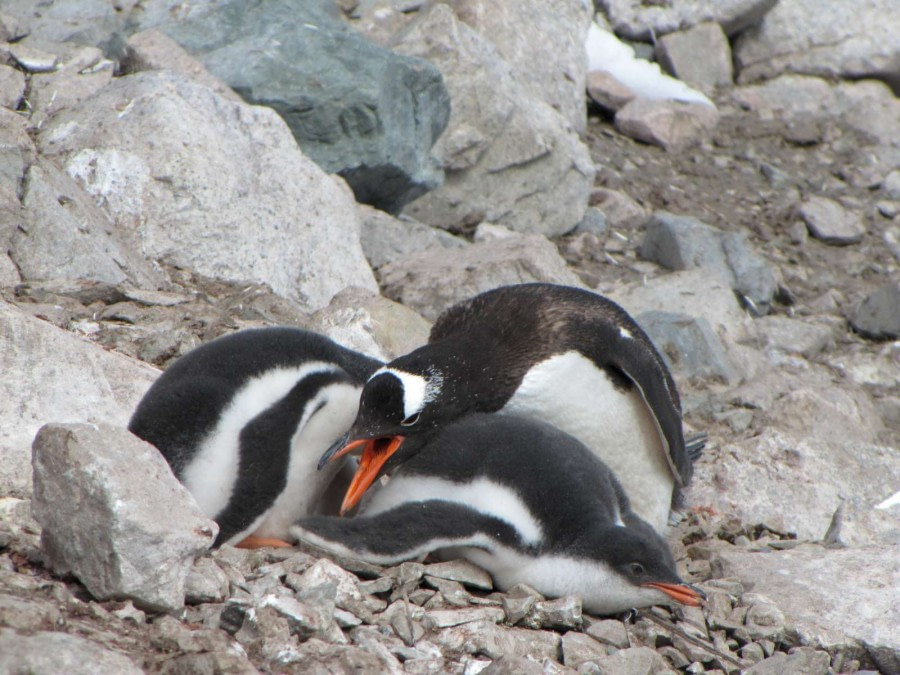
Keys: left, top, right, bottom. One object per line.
{"left": 642, "top": 582, "right": 705, "bottom": 606}
{"left": 327, "top": 436, "right": 406, "bottom": 515}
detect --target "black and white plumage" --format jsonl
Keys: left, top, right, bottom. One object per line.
{"left": 129, "top": 327, "right": 381, "bottom": 547}
{"left": 297, "top": 414, "right": 703, "bottom": 615}
{"left": 320, "top": 283, "right": 694, "bottom": 532}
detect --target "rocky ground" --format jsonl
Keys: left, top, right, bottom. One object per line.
{"left": 1, "top": 0, "right": 899, "bottom": 673}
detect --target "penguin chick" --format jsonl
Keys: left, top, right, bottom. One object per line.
{"left": 298, "top": 413, "right": 703, "bottom": 615}
{"left": 129, "top": 327, "right": 381, "bottom": 547}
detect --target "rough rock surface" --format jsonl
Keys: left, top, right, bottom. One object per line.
{"left": 615, "top": 97, "right": 720, "bottom": 152}
{"left": 38, "top": 70, "right": 377, "bottom": 311}
{"left": 155, "top": 0, "right": 450, "bottom": 213}
{"left": 600, "top": 0, "right": 779, "bottom": 40}
{"left": 394, "top": 4, "right": 595, "bottom": 237}
{"left": 734, "top": 0, "right": 900, "bottom": 89}
{"left": 656, "top": 22, "right": 734, "bottom": 95}
{"left": 31, "top": 423, "right": 216, "bottom": 612}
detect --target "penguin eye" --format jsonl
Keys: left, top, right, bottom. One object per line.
{"left": 629, "top": 562, "right": 646, "bottom": 577}
{"left": 400, "top": 412, "right": 421, "bottom": 427}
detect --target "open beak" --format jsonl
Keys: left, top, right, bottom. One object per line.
{"left": 642, "top": 582, "right": 706, "bottom": 607}
{"left": 319, "top": 435, "right": 407, "bottom": 515}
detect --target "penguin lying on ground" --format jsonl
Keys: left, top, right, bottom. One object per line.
{"left": 129, "top": 327, "right": 381, "bottom": 547}
{"left": 296, "top": 413, "right": 703, "bottom": 615}
{"left": 319, "top": 283, "right": 699, "bottom": 533}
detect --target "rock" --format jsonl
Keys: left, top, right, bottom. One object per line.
{"left": 734, "top": 0, "right": 900, "bottom": 87}
{"left": 156, "top": 652, "right": 258, "bottom": 675}
{"left": 715, "top": 544, "right": 899, "bottom": 673}
{"left": 615, "top": 98, "right": 719, "bottom": 152}
{"left": 744, "top": 648, "right": 830, "bottom": 675}
{"left": 609, "top": 269, "right": 750, "bottom": 344}
{"left": 883, "top": 170, "right": 900, "bottom": 200}
{"left": 742, "top": 594, "right": 786, "bottom": 641}
{"left": 11, "top": 159, "right": 164, "bottom": 288}
{"left": 574, "top": 207, "right": 609, "bottom": 238}
{"left": 431, "top": 620, "right": 561, "bottom": 662}
{"left": 636, "top": 311, "right": 740, "bottom": 384}
{"left": 31, "top": 423, "right": 217, "bottom": 612}
{"left": 24, "top": 41, "right": 115, "bottom": 127}
{"left": 308, "top": 286, "right": 431, "bottom": 362}
{"left": 0, "top": 628, "right": 143, "bottom": 674}
{"left": 357, "top": 204, "right": 467, "bottom": 271}
{"left": 0, "top": 301, "right": 160, "bottom": 497}
{"left": 445, "top": 0, "right": 592, "bottom": 133}
{"left": 798, "top": 196, "right": 865, "bottom": 245}
{"left": 586, "top": 70, "right": 636, "bottom": 111}
{"left": 39, "top": 70, "right": 377, "bottom": 311}
{"left": 591, "top": 188, "right": 648, "bottom": 229}
{"left": 501, "top": 594, "right": 536, "bottom": 626}
{"left": 689, "top": 429, "right": 899, "bottom": 545}
{"left": 522, "top": 596, "right": 582, "bottom": 631}
{"left": 3, "top": 40, "right": 57, "bottom": 73}
{"left": 592, "top": 646, "right": 672, "bottom": 674}
{"left": 849, "top": 282, "right": 900, "bottom": 339}
{"left": 656, "top": 22, "right": 733, "bottom": 94}
{"left": 0, "top": 104, "right": 37, "bottom": 198}
{"left": 584, "top": 618, "right": 630, "bottom": 649}
{"left": 394, "top": 4, "right": 594, "bottom": 237}
{"left": 0, "top": 65, "right": 25, "bottom": 110}
{"left": 184, "top": 557, "right": 230, "bottom": 605}
{"left": 640, "top": 211, "right": 777, "bottom": 315}
{"left": 561, "top": 632, "right": 608, "bottom": 669}
{"left": 423, "top": 559, "right": 493, "bottom": 591}
{"left": 600, "top": 0, "right": 779, "bottom": 40}
{"left": 153, "top": 0, "right": 448, "bottom": 213}
{"left": 379, "top": 232, "right": 583, "bottom": 321}
{"left": 424, "top": 606, "right": 505, "bottom": 629}
{"left": 746, "top": 315, "right": 836, "bottom": 358}
{"left": 122, "top": 29, "right": 241, "bottom": 103}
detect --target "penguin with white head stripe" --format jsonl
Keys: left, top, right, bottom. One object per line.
{"left": 320, "top": 283, "right": 700, "bottom": 533}
{"left": 129, "top": 327, "right": 381, "bottom": 547}
{"left": 296, "top": 413, "right": 704, "bottom": 615}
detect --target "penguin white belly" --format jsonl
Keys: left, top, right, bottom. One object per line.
{"left": 182, "top": 362, "right": 345, "bottom": 523}
{"left": 252, "top": 382, "right": 361, "bottom": 539}
{"left": 501, "top": 351, "right": 673, "bottom": 532}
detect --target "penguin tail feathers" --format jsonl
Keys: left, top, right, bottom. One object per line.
{"left": 685, "top": 432, "right": 707, "bottom": 462}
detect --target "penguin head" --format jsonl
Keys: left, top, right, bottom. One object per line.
{"left": 578, "top": 524, "right": 705, "bottom": 612}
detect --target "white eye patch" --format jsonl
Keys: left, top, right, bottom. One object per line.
{"left": 373, "top": 367, "right": 442, "bottom": 419}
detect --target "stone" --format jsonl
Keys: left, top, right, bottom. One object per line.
{"left": 744, "top": 648, "right": 830, "bottom": 675}
{"left": 480, "top": 656, "right": 547, "bottom": 675}
{"left": 294, "top": 558, "right": 367, "bottom": 613}
{"left": 11, "top": 159, "right": 164, "bottom": 288}
{"left": 590, "top": 188, "right": 647, "bottom": 229}
{"left": 615, "top": 98, "right": 719, "bottom": 152}
{"left": 0, "top": 65, "right": 25, "bottom": 110}
{"left": 156, "top": 652, "right": 258, "bottom": 675}
{"left": 4, "top": 41, "right": 57, "bottom": 73}
{"left": 584, "top": 618, "right": 630, "bottom": 649}
{"left": 574, "top": 207, "right": 609, "bottom": 238}
{"left": 308, "top": 286, "right": 431, "bottom": 362}
{"left": 394, "top": 4, "right": 594, "bottom": 237}
{"left": 445, "top": 0, "right": 592, "bottom": 133}
{"left": 849, "top": 282, "right": 900, "bottom": 339}
{"left": 39, "top": 70, "right": 377, "bottom": 311}
{"left": 184, "top": 557, "right": 230, "bottom": 605}
{"left": 742, "top": 594, "right": 786, "bottom": 641}
{"left": 156, "top": 0, "right": 449, "bottom": 213}
{"left": 262, "top": 594, "right": 345, "bottom": 644}
{"left": 883, "top": 170, "right": 900, "bottom": 200}
{"left": 523, "top": 596, "right": 582, "bottom": 631}
{"left": 718, "top": 544, "right": 898, "bottom": 672}
{"left": 640, "top": 211, "right": 777, "bottom": 315}
{"left": 379, "top": 232, "right": 583, "bottom": 321}
{"left": 746, "top": 315, "right": 836, "bottom": 358}
{"left": 586, "top": 70, "right": 636, "bottom": 112}
{"left": 600, "top": 0, "right": 779, "bottom": 40}
{"left": 0, "top": 301, "right": 160, "bottom": 497}
{"left": 358, "top": 204, "right": 468, "bottom": 270}
{"left": 799, "top": 196, "right": 865, "bottom": 245}
{"left": 0, "top": 628, "right": 143, "bottom": 674}
{"left": 656, "top": 22, "right": 734, "bottom": 94}
{"left": 689, "top": 429, "right": 899, "bottom": 545}
{"left": 24, "top": 41, "right": 115, "bottom": 127}
{"left": 636, "top": 311, "right": 739, "bottom": 384}
{"left": 562, "top": 632, "right": 608, "bottom": 669}
{"left": 424, "top": 606, "right": 505, "bottom": 629}
{"left": 431, "top": 620, "right": 561, "bottom": 662}
{"left": 122, "top": 29, "right": 241, "bottom": 103}
{"left": 31, "top": 423, "right": 217, "bottom": 612}
{"left": 501, "top": 594, "right": 536, "bottom": 626}
{"left": 734, "top": 0, "right": 900, "bottom": 87}
{"left": 423, "top": 559, "right": 493, "bottom": 591}
{"left": 593, "top": 646, "right": 672, "bottom": 674}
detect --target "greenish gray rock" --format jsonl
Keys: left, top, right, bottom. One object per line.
{"left": 850, "top": 282, "right": 900, "bottom": 339}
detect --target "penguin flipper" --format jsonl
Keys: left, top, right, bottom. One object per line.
{"left": 291, "top": 500, "right": 523, "bottom": 566}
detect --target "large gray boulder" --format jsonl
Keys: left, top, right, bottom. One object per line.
{"left": 156, "top": 0, "right": 449, "bottom": 213}
{"left": 38, "top": 70, "right": 377, "bottom": 311}
{"left": 0, "top": 301, "right": 160, "bottom": 497}
{"left": 445, "top": 0, "right": 592, "bottom": 133}
{"left": 32, "top": 423, "right": 217, "bottom": 612}
{"left": 394, "top": 4, "right": 595, "bottom": 237}
{"left": 0, "top": 628, "right": 143, "bottom": 675}
{"left": 734, "top": 0, "right": 900, "bottom": 89}
{"left": 715, "top": 544, "right": 900, "bottom": 673}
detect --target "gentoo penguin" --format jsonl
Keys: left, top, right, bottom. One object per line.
{"left": 296, "top": 414, "right": 703, "bottom": 615}
{"left": 319, "top": 283, "right": 694, "bottom": 532}
{"left": 129, "top": 327, "right": 381, "bottom": 547}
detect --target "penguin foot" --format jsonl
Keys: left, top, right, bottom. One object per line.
{"left": 235, "top": 535, "right": 294, "bottom": 549}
